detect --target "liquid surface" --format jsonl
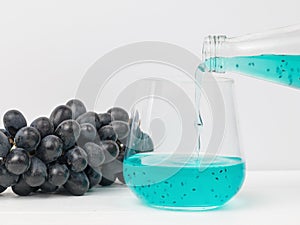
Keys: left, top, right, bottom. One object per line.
{"left": 205, "top": 54, "right": 300, "bottom": 88}
{"left": 124, "top": 154, "right": 245, "bottom": 209}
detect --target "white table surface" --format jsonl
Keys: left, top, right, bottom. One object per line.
{"left": 0, "top": 170, "right": 299, "bottom": 225}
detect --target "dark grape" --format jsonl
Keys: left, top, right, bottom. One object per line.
{"left": 15, "top": 127, "right": 41, "bottom": 152}
{"left": 0, "top": 130, "right": 11, "bottom": 157}
{"left": 82, "top": 142, "right": 105, "bottom": 168}
{"left": 130, "top": 132, "right": 154, "bottom": 153}
{"left": 65, "top": 146, "right": 88, "bottom": 172}
{"left": 100, "top": 155, "right": 123, "bottom": 186}
{"left": 66, "top": 99, "right": 87, "bottom": 119}
{"left": 56, "top": 155, "right": 67, "bottom": 165}
{"left": 48, "top": 163, "right": 69, "bottom": 186}
{"left": 5, "top": 148, "right": 30, "bottom": 175}
{"left": 0, "top": 165, "right": 19, "bottom": 187}
{"left": 76, "top": 112, "right": 101, "bottom": 130}
{"left": 101, "top": 140, "right": 119, "bottom": 164}
{"left": 109, "top": 159, "right": 123, "bottom": 175}
{"left": 77, "top": 123, "right": 97, "bottom": 147}
{"left": 64, "top": 171, "right": 89, "bottom": 196}
{"left": 92, "top": 135, "right": 101, "bottom": 146}
{"left": 0, "top": 129, "right": 14, "bottom": 147}
{"left": 0, "top": 185, "right": 7, "bottom": 193}
{"left": 85, "top": 166, "right": 102, "bottom": 189}
{"left": 50, "top": 105, "right": 72, "bottom": 129}
{"left": 98, "top": 125, "right": 117, "bottom": 141}
{"left": 110, "top": 121, "right": 129, "bottom": 139}
{"left": 98, "top": 113, "right": 112, "bottom": 127}
{"left": 55, "top": 120, "right": 81, "bottom": 150}
{"left": 107, "top": 107, "right": 129, "bottom": 122}
{"left": 36, "top": 135, "right": 63, "bottom": 164}
{"left": 23, "top": 157, "right": 47, "bottom": 187}
{"left": 117, "top": 149, "right": 125, "bottom": 162}
{"left": 30, "top": 117, "right": 54, "bottom": 138}
{"left": 12, "top": 177, "right": 34, "bottom": 196}
{"left": 99, "top": 161, "right": 120, "bottom": 186}
{"left": 31, "top": 186, "right": 40, "bottom": 193}
{"left": 3, "top": 110, "right": 27, "bottom": 137}
{"left": 40, "top": 181, "right": 58, "bottom": 193}
{"left": 99, "top": 177, "right": 115, "bottom": 186}
{"left": 119, "top": 137, "right": 128, "bottom": 146}
{"left": 0, "top": 129, "right": 12, "bottom": 138}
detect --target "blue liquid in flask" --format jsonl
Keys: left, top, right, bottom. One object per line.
{"left": 123, "top": 154, "right": 245, "bottom": 210}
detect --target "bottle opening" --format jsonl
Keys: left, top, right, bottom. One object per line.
{"left": 202, "top": 35, "right": 227, "bottom": 73}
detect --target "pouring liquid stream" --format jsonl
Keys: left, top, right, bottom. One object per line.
{"left": 195, "top": 64, "right": 205, "bottom": 166}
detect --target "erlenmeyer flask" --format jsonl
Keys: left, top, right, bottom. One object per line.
{"left": 123, "top": 75, "right": 245, "bottom": 211}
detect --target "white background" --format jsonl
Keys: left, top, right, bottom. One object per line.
{"left": 0, "top": 0, "right": 300, "bottom": 170}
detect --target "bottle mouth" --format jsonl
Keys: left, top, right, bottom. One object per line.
{"left": 202, "top": 35, "right": 227, "bottom": 61}
{"left": 202, "top": 35, "right": 227, "bottom": 73}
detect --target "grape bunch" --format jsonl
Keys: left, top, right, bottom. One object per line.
{"left": 0, "top": 99, "right": 153, "bottom": 196}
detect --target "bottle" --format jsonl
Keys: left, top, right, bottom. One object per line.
{"left": 201, "top": 24, "right": 300, "bottom": 89}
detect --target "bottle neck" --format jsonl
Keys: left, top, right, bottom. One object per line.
{"left": 202, "top": 35, "right": 227, "bottom": 73}
{"left": 202, "top": 25, "right": 300, "bottom": 72}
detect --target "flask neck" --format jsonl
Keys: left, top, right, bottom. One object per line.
{"left": 202, "top": 35, "right": 227, "bottom": 73}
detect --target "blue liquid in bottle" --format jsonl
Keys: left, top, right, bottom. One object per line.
{"left": 124, "top": 154, "right": 245, "bottom": 210}
{"left": 204, "top": 54, "right": 300, "bottom": 88}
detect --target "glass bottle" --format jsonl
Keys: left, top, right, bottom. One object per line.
{"left": 201, "top": 24, "right": 300, "bottom": 89}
